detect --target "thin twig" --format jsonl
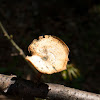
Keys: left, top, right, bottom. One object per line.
{"left": 0, "top": 22, "right": 37, "bottom": 73}
{"left": 0, "top": 22, "right": 25, "bottom": 57}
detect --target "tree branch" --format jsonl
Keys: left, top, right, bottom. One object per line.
{"left": 0, "top": 22, "right": 37, "bottom": 74}
{"left": 0, "top": 74, "right": 100, "bottom": 100}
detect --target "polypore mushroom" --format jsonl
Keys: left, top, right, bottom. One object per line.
{"left": 26, "top": 35, "right": 69, "bottom": 74}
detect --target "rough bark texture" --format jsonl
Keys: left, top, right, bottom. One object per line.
{"left": 0, "top": 74, "right": 100, "bottom": 100}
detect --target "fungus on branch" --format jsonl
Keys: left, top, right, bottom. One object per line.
{"left": 26, "top": 35, "right": 69, "bottom": 74}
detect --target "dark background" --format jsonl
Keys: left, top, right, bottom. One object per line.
{"left": 0, "top": 0, "right": 100, "bottom": 95}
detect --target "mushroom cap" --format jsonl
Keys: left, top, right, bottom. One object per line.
{"left": 26, "top": 35, "right": 69, "bottom": 74}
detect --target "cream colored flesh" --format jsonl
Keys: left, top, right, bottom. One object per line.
{"left": 26, "top": 35, "right": 69, "bottom": 74}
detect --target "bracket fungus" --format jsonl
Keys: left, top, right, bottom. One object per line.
{"left": 26, "top": 35, "right": 69, "bottom": 74}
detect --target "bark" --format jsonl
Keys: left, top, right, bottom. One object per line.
{"left": 0, "top": 74, "right": 100, "bottom": 100}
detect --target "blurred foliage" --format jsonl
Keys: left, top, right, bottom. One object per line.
{"left": 62, "top": 64, "right": 80, "bottom": 80}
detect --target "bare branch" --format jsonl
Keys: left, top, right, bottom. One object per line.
{"left": 0, "top": 74, "right": 100, "bottom": 100}
{"left": 0, "top": 22, "right": 37, "bottom": 73}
